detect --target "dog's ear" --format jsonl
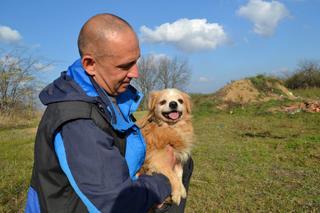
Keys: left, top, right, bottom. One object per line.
{"left": 148, "top": 91, "right": 159, "bottom": 111}
{"left": 137, "top": 91, "right": 159, "bottom": 128}
{"left": 181, "top": 92, "right": 192, "bottom": 114}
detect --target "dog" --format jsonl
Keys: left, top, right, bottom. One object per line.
{"left": 137, "top": 88, "right": 194, "bottom": 205}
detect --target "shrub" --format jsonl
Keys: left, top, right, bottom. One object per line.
{"left": 248, "top": 74, "right": 282, "bottom": 94}
{"left": 285, "top": 61, "right": 320, "bottom": 89}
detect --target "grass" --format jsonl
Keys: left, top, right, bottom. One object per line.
{"left": 1, "top": 96, "right": 320, "bottom": 212}
{"left": 0, "top": 126, "right": 36, "bottom": 212}
{"left": 292, "top": 87, "right": 320, "bottom": 99}
{"left": 0, "top": 111, "right": 40, "bottom": 130}
{"left": 187, "top": 109, "right": 320, "bottom": 212}
{"left": 248, "top": 74, "right": 283, "bottom": 95}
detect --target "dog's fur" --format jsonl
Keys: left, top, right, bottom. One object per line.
{"left": 138, "top": 88, "right": 194, "bottom": 205}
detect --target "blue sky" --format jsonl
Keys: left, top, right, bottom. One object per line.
{"left": 1, "top": 0, "right": 319, "bottom": 93}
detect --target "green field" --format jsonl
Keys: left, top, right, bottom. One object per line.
{"left": 0, "top": 125, "right": 36, "bottom": 212}
{"left": 1, "top": 95, "right": 320, "bottom": 212}
{"left": 187, "top": 102, "right": 320, "bottom": 212}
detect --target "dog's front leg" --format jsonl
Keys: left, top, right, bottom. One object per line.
{"left": 147, "top": 150, "right": 184, "bottom": 205}
{"left": 174, "top": 163, "right": 186, "bottom": 199}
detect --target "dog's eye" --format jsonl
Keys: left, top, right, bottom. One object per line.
{"left": 159, "top": 100, "right": 167, "bottom": 105}
{"left": 178, "top": 99, "right": 184, "bottom": 104}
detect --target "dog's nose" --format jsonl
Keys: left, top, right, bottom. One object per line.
{"left": 169, "top": 101, "right": 178, "bottom": 109}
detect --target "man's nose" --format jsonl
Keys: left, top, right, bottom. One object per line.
{"left": 128, "top": 64, "right": 139, "bottom": 78}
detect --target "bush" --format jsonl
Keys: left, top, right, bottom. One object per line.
{"left": 285, "top": 61, "right": 320, "bottom": 89}
{"left": 0, "top": 109, "right": 40, "bottom": 130}
{"left": 248, "top": 74, "right": 282, "bottom": 94}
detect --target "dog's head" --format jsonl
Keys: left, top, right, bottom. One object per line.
{"left": 147, "top": 88, "right": 191, "bottom": 124}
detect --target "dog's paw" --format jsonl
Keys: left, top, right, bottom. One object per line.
{"left": 171, "top": 191, "right": 181, "bottom": 206}
{"left": 180, "top": 185, "right": 187, "bottom": 198}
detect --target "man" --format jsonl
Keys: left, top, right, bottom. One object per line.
{"left": 25, "top": 14, "right": 192, "bottom": 213}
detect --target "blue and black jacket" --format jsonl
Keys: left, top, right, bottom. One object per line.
{"left": 25, "top": 59, "right": 171, "bottom": 213}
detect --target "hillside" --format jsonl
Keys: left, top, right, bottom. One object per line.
{"left": 215, "top": 75, "right": 296, "bottom": 105}
{"left": 192, "top": 75, "right": 320, "bottom": 113}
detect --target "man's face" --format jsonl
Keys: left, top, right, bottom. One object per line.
{"left": 92, "top": 31, "right": 140, "bottom": 96}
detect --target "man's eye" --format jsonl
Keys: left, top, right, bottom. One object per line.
{"left": 118, "top": 62, "right": 136, "bottom": 70}
{"left": 120, "top": 65, "right": 131, "bottom": 70}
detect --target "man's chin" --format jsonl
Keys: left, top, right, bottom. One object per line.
{"left": 116, "top": 83, "right": 130, "bottom": 94}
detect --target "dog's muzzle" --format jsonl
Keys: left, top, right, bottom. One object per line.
{"left": 162, "top": 110, "right": 182, "bottom": 120}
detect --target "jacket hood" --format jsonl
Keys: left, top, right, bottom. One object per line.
{"left": 39, "top": 71, "right": 97, "bottom": 105}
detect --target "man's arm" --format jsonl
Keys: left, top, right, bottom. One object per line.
{"left": 54, "top": 119, "right": 171, "bottom": 213}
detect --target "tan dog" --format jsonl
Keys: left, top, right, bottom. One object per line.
{"left": 138, "top": 88, "right": 194, "bottom": 205}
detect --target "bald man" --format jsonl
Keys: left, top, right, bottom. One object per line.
{"left": 24, "top": 14, "right": 184, "bottom": 213}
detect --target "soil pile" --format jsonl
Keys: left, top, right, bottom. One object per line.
{"left": 215, "top": 79, "right": 260, "bottom": 104}
{"left": 215, "top": 76, "right": 296, "bottom": 105}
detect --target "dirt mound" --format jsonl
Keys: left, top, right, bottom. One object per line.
{"left": 216, "top": 79, "right": 260, "bottom": 104}
{"left": 264, "top": 81, "right": 296, "bottom": 100}
{"left": 215, "top": 75, "right": 296, "bottom": 105}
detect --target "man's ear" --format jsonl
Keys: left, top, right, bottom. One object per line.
{"left": 81, "top": 55, "right": 96, "bottom": 76}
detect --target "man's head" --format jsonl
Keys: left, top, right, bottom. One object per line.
{"left": 78, "top": 14, "right": 140, "bottom": 96}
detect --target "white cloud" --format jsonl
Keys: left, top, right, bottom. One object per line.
{"left": 150, "top": 53, "right": 169, "bottom": 61}
{"left": 198, "top": 76, "right": 211, "bottom": 82}
{"left": 237, "top": 0, "right": 290, "bottom": 36}
{"left": 271, "top": 67, "right": 291, "bottom": 76}
{"left": 0, "top": 25, "right": 22, "bottom": 43}
{"left": 138, "top": 53, "right": 169, "bottom": 66}
{"left": 140, "top": 18, "right": 228, "bottom": 52}
{"left": 33, "top": 63, "right": 54, "bottom": 71}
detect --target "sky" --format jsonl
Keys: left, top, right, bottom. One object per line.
{"left": 1, "top": 0, "right": 320, "bottom": 93}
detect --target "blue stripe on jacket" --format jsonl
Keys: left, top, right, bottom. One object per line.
{"left": 54, "top": 132, "right": 100, "bottom": 213}
{"left": 25, "top": 187, "right": 41, "bottom": 213}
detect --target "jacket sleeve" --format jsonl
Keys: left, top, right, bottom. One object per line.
{"left": 54, "top": 119, "right": 171, "bottom": 213}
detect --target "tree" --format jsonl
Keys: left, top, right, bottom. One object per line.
{"left": 135, "top": 55, "right": 159, "bottom": 95}
{"left": 157, "top": 56, "right": 191, "bottom": 90}
{"left": 133, "top": 55, "right": 159, "bottom": 109}
{"left": 134, "top": 55, "right": 192, "bottom": 109}
{"left": 285, "top": 60, "right": 320, "bottom": 89}
{"left": 0, "top": 49, "right": 50, "bottom": 113}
